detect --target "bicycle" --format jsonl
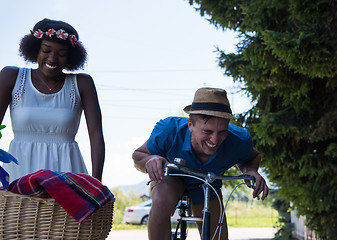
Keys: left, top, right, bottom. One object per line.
{"left": 163, "top": 158, "right": 258, "bottom": 240}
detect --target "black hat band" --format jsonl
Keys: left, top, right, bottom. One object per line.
{"left": 190, "top": 102, "right": 232, "bottom": 114}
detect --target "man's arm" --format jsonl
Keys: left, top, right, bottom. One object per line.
{"left": 132, "top": 141, "right": 168, "bottom": 183}
{"left": 237, "top": 148, "right": 269, "bottom": 200}
{"left": 237, "top": 148, "right": 261, "bottom": 173}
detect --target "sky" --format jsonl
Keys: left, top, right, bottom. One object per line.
{"left": 0, "top": 0, "right": 253, "bottom": 189}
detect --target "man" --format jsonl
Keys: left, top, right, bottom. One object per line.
{"left": 133, "top": 87, "right": 268, "bottom": 240}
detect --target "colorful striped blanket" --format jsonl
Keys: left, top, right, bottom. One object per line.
{"left": 8, "top": 169, "right": 114, "bottom": 223}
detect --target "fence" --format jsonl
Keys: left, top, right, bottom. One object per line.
{"left": 291, "top": 209, "right": 320, "bottom": 240}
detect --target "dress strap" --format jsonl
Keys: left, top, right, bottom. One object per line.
{"left": 67, "top": 73, "right": 81, "bottom": 107}
{"left": 11, "top": 68, "right": 29, "bottom": 109}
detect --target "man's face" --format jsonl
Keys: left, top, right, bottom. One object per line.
{"left": 188, "top": 116, "right": 230, "bottom": 162}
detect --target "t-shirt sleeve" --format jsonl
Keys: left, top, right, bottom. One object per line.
{"left": 146, "top": 118, "right": 174, "bottom": 157}
{"left": 235, "top": 128, "right": 254, "bottom": 165}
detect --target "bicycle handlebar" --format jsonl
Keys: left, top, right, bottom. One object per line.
{"left": 163, "top": 158, "right": 256, "bottom": 188}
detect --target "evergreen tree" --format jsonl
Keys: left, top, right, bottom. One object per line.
{"left": 187, "top": 0, "right": 337, "bottom": 239}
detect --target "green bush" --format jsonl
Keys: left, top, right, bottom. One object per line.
{"left": 187, "top": 0, "right": 337, "bottom": 238}
{"left": 111, "top": 187, "right": 146, "bottom": 230}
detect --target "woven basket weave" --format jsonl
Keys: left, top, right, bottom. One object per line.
{"left": 0, "top": 191, "right": 114, "bottom": 239}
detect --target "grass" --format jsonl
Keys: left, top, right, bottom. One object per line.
{"left": 112, "top": 200, "right": 278, "bottom": 230}
{"left": 112, "top": 223, "right": 147, "bottom": 230}
{"left": 225, "top": 201, "right": 278, "bottom": 227}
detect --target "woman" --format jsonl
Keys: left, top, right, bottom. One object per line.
{"left": 0, "top": 18, "right": 105, "bottom": 182}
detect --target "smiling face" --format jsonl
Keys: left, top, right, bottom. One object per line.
{"left": 188, "top": 115, "right": 230, "bottom": 163}
{"left": 37, "top": 40, "right": 69, "bottom": 77}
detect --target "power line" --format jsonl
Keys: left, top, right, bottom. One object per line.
{"left": 96, "top": 85, "right": 237, "bottom": 92}
{"left": 86, "top": 68, "right": 222, "bottom": 73}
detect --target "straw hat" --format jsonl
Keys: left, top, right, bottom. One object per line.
{"left": 183, "top": 87, "right": 235, "bottom": 119}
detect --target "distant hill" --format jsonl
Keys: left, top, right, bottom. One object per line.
{"left": 113, "top": 180, "right": 150, "bottom": 196}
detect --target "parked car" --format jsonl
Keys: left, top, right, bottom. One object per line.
{"left": 123, "top": 199, "right": 180, "bottom": 225}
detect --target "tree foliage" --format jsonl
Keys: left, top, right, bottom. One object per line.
{"left": 188, "top": 0, "right": 337, "bottom": 239}
{"left": 111, "top": 187, "right": 143, "bottom": 225}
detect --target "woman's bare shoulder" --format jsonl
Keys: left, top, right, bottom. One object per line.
{"left": 0, "top": 66, "right": 20, "bottom": 85}
{"left": 76, "top": 72, "right": 93, "bottom": 81}
{"left": 75, "top": 72, "right": 95, "bottom": 89}
{"left": 0, "top": 66, "right": 20, "bottom": 76}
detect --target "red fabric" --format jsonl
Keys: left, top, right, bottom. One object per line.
{"left": 8, "top": 170, "right": 114, "bottom": 222}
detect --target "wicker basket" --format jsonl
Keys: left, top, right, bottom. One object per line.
{"left": 0, "top": 191, "right": 114, "bottom": 239}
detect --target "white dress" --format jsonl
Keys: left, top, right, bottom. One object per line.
{"left": 3, "top": 68, "right": 88, "bottom": 182}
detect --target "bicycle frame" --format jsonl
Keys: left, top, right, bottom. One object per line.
{"left": 164, "top": 158, "right": 255, "bottom": 240}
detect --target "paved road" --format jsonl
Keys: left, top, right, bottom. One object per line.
{"left": 106, "top": 227, "right": 277, "bottom": 240}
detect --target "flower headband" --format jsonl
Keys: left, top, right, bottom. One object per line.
{"left": 30, "top": 28, "right": 80, "bottom": 46}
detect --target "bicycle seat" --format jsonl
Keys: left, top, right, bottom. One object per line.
{"left": 176, "top": 191, "right": 202, "bottom": 222}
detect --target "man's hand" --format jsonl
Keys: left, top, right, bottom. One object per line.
{"left": 244, "top": 170, "right": 269, "bottom": 200}
{"left": 145, "top": 155, "right": 168, "bottom": 183}
{"left": 237, "top": 148, "right": 268, "bottom": 200}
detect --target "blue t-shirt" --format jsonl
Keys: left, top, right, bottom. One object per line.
{"left": 147, "top": 117, "right": 254, "bottom": 204}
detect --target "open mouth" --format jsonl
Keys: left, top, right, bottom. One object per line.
{"left": 206, "top": 142, "right": 216, "bottom": 148}
{"left": 45, "top": 63, "right": 57, "bottom": 69}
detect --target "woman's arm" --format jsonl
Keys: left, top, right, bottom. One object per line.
{"left": 0, "top": 66, "right": 19, "bottom": 124}
{"left": 77, "top": 73, "right": 105, "bottom": 181}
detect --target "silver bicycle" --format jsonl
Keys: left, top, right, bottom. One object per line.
{"left": 164, "top": 158, "right": 258, "bottom": 240}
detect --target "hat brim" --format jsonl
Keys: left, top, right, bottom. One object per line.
{"left": 183, "top": 105, "right": 236, "bottom": 119}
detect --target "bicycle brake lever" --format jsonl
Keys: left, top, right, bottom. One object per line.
{"left": 207, "top": 172, "right": 215, "bottom": 183}
{"left": 249, "top": 179, "right": 255, "bottom": 189}
{"left": 173, "top": 158, "right": 186, "bottom": 166}
{"left": 163, "top": 162, "right": 179, "bottom": 176}
{"left": 248, "top": 177, "right": 260, "bottom": 200}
